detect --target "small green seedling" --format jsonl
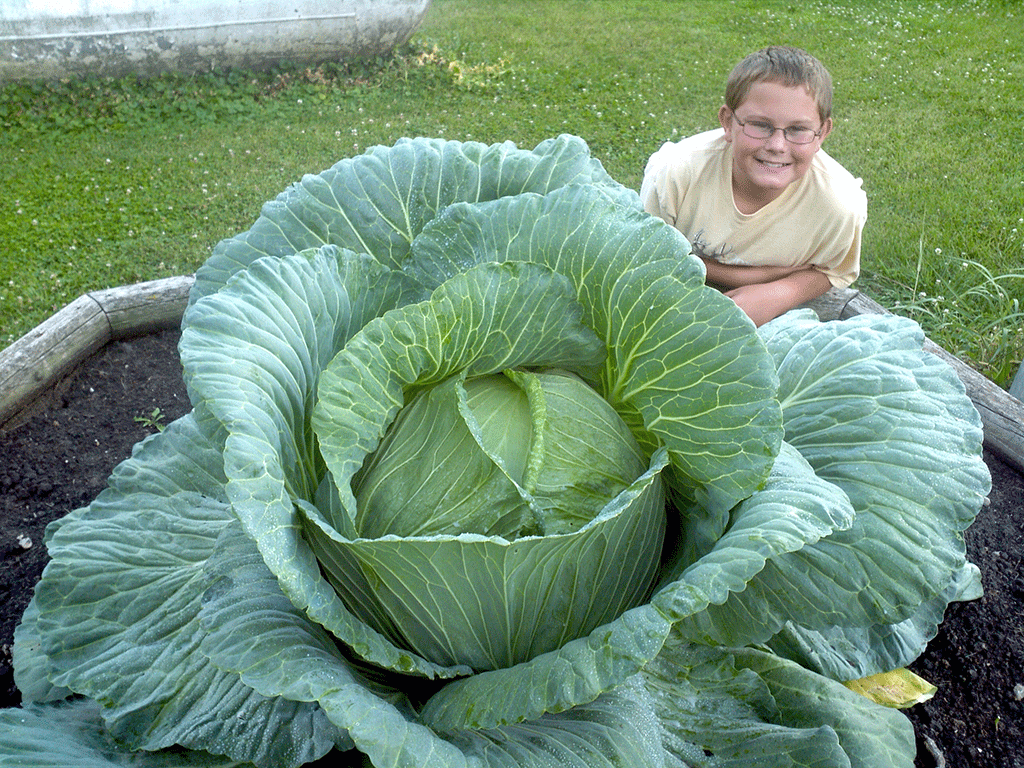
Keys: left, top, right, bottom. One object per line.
{"left": 134, "top": 407, "right": 166, "bottom": 432}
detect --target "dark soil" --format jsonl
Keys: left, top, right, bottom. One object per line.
{"left": 1, "top": 329, "right": 1022, "bottom": 767}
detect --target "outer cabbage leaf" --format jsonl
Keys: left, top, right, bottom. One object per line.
{"left": 17, "top": 415, "right": 345, "bottom": 768}
{"left": 765, "top": 561, "right": 982, "bottom": 681}
{"left": 761, "top": 311, "right": 987, "bottom": 608}
{"left": 198, "top": 517, "right": 412, "bottom": 718}
{"left": 672, "top": 310, "right": 989, "bottom": 671}
{"left": 665, "top": 441, "right": 857, "bottom": 648}
{"left": 750, "top": 311, "right": 990, "bottom": 674}
{"left": 0, "top": 699, "right": 256, "bottom": 768}
{"left": 190, "top": 135, "right": 638, "bottom": 305}
{"left": 12, "top": 596, "right": 74, "bottom": 705}
{"left": 645, "top": 637, "right": 915, "bottom": 767}
{"left": 445, "top": 677, "right": 667, "bottom": 768}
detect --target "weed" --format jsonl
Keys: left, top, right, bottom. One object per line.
{"left": 877, "top": 251, "right": 1023, "bottom": 387}
{"left": 134, "top": 407, "right": 167, "bottom": 432}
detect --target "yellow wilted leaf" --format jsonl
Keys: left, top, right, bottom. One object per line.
{"left": 843, "top": 668, "right": 937, "bottom": 709}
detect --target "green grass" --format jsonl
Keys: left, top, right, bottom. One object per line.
{"left": 2, "top": 0, "right": 1022, "bottom": 387}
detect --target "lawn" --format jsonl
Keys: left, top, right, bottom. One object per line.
{"left": 1, "top": 0, "right": 1021, "bottom": 386}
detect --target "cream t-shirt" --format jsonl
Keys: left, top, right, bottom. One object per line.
{"left": 640, "top": 129, "right": 867, "bottom": 289}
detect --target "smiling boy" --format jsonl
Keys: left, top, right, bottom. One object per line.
{"left": 640, "top": 46, "right": 867, "bottom": 326}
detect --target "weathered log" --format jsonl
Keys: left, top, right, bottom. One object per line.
{"left": 0, "top": 275, "right": 194, "bottom": 430}
{"left": 0, "top": 295, "right": 110, "bottom": 429}
{"left": 94, "top": 275, "right": 195, "bottom": 338}
{"left": 800, "top": 287, "right": 860, "bottom": 321}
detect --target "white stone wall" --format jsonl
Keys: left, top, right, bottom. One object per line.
{"left": 0, "top": 0, "right": 432, "bottom": 80}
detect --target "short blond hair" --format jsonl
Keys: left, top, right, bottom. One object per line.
{"left": 725, "top": 46, "right": 833, "bottom": 123}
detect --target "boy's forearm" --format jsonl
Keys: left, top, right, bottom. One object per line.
{"left": 698, "top": 255, "right": 802, "bottom": 288}
{"left": 724, "top": 269, "right": 832, "bottom": 327}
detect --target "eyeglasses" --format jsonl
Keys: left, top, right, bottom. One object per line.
{"left": 732, "top": 114, "right": 823, "bottom": 145}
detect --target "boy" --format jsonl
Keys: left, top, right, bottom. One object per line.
{"left": 640, "top": 46, "right": 867, "bottom": 326}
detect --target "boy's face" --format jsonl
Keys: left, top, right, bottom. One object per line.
{"left": 718, "top": 81, "right": 832, "bottom": 208}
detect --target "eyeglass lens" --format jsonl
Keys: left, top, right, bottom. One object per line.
{"left": 739, "top": 119, "right": 817, "bottom": 145}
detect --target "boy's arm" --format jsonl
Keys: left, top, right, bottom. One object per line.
{"left": 696, "top": 255, "right": 833, "bottom": 325}
{"left": 698, "top": 256, "right": 805, "bottom": 288}
{"left": 723, "top": 269, "right": 832, "bottom": 327}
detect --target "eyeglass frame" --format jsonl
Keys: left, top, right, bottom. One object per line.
{"left": 730, "top": 113, "right": 825, "bottom": 145}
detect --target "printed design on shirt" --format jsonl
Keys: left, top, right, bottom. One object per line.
{"left": 689, "top": 229, "right": 735, "bottom": 262}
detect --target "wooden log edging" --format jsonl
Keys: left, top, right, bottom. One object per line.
{"left": 0, "top": 275, "right": 195, "bottom": 431}
{"left": 1, "top": 279, "right": 1022, "bottom": 474}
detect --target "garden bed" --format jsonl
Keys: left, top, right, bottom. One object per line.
{"left": 1, "top": 284, "right": 1022, "bottom": 767}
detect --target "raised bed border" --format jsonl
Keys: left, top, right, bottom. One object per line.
{"left": 0, "top": 275, "right": 193, "bottom": 431}
{"left": 2, "top": 278, "right": 1022, "bottom": 474}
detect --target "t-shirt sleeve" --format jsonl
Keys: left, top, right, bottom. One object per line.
{"left": 812, "top": 178, "right": 867, "bottom": 289}
{"left": 639, "top": 142, "right": 685, "bottom": 227}
{"left": 818, "top": 223, "right": 861, "bottom": 288}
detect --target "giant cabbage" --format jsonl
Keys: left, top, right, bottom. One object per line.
{"left": 0, "top": 136, "right": 990, "bottom": 768}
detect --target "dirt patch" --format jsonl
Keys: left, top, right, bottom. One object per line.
{"left": 1, "top": 329, "right": 1022, "bottom": 767}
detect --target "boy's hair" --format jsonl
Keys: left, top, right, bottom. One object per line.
{"left": 724, "top": 46, "right": 833, "bottom": 123}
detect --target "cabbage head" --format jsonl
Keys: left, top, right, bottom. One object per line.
{"left": 1, "top": 136, "right": 990, "bottom": 768}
